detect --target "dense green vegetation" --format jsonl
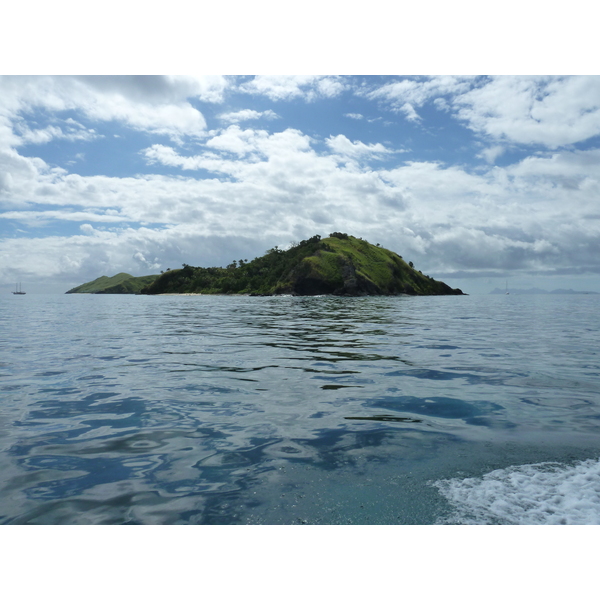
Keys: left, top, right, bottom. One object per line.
{"left": 140, "top": 234, "right": 464, "bottom": 296}
{"left": 66, "top": 273, "right": 160, "bottom": 294}
{"left": 67, "top": 235, "right": 464, "bottom": 297}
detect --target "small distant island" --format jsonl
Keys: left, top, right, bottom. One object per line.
{"left": 67, "top": 233, "right": 465, "bottom": 297}
{"left": 490, "top": 287, "right": 598, "bottom": 295}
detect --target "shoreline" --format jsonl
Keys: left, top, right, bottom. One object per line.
{"left": 151, "top": 292, "right": 419, "bottom": 297}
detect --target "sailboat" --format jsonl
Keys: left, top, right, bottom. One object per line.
{"left": 505, "top": 281, "right": 509, "bottom": 295}
{"left": 12, "top": 283, "right": 25, "bottom": 295}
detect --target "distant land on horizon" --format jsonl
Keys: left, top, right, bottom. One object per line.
{"left": 490, "top": 287, "right": 598, "bottom": 295}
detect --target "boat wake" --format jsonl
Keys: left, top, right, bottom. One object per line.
{"left": 433, "top": 457, "right": 600, "bottom": 524}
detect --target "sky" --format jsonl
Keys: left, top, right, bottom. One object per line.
{"left": 2, "top": 73, "right": 600, "bottom": 294}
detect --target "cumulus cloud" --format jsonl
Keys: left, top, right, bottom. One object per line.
{"left": 366, "top": 75, "right": 600, "bottom": 149}
{"left": 83, "top": 97, "right": 207, "bottom": 141}
{"left": 4, "top": 124, "right": 407, "bottom": 247}
{"left": 364, "top": 76, "right": 473, "bottom": 119}
{"left": 325, "top": 134, "right": 393, "bottom": 159}
{"left": 142, "top": 128, "right": 398, "bottom": 209}
{"left": 478, "top": 145, "right": 506, "bottom": 164}
{"left": 0, "top": 171, "right": 13, "bottom": 192}
{"left": 14, "top": 122, "right": 100, "bottom": 146}
{"left": 76, "top": 75, "right": 229, "bottom": 104}
{"left": 238, "top": 75, "right": 346, "bottom": 101}
{"left": 374, "top": 151, "right": 600, "bottom": 276}
{"left": 133, "top": 250, "right": 161, "bottom": 270}
{"left": 218, "top": 109, "right": 279, "bottom": 123}
{"left": 145, "top": 126, "right": 313, "bottom": 175}
{"left": 205, "top": 125, "right": 271, "bottom": 156}
{"left": 144, "top": 127, "right": 319, "bottom": 175}
{"left": 316, "top": 77, "right": 345, "bottom": 98}
{"left": 143, "top": 144, "right": 203, "bottom": 170}
{"left": 399, "top": 103, "right": 421, "bottom": 122}
{"left": 453, "top": 76, "right": 600, "bottom": 148}
{"left": 0, "top": 148, "right": 68, "bottom": 208}
{"left": 1, "top": 210, "right": 127, "bottom": 224}
{"left": 508, "top": 148, "right": 600, "bottom": 178}
{"left": 0, "top": 75, "right": 220, "bottom": 143}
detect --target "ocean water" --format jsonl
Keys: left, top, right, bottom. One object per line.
{"left": 1, "top": 292, "right": 600, "bottom": 525}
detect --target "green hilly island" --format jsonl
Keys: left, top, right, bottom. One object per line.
{"left": 66, "top": 272, "right": 160, "bottom": 294}
{"left": 140, "top": 233, "right": 464, "bottom": 296}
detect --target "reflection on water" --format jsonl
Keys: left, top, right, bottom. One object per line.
{"left": 344, "top": 415, "right": 423, "bottom": 423}
{"left": 1, "top": 294, "right": 600, "bottom": 524}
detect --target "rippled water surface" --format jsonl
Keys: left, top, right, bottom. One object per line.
{"left": 2, "top": 293, "right": 600, "bottom": 524}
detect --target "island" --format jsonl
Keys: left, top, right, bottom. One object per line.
{"left": 140, "top": 233, "right": 464, "bottom": 296}
{"left": 66, "top": 234, "right": 464, "bottom": 297}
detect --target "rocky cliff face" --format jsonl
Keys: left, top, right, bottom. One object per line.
{"left": 285, "top": 256, "right": 392, "bottom": 296}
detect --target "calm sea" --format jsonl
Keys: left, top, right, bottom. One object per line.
{"left": 1, "top": 292, "right": 600, "bottom": 524}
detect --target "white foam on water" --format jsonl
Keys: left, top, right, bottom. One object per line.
{"left": 433, "top": 458, "right": 600, "bottom": 524}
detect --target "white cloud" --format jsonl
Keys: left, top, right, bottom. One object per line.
{"left": 238, "top": 75, "right": 346, "bottom": 101}
{"left": 0, "top": 75, "right": 221, "bottom": 144}
{"left": 205, "top": 125, "right": 271, "bottom": 156}
{"left": 316, "top": 77, "right": 345, "bottom": 98}
{"left": 453, "top": 76, "right": 600, "bottom": 148}
{"left": 14, "top": 122, "right": 100, "bottom": 145}
{"left": 363, "top": 76, "right": 600, "bottom": 149}
{"left": 366, "top": 75, "right": 600, "bottom": 149}
{"left": 399, "top": 103, "right": 421, "bottom": 122}
{"left": 143, "top": 144, "right": 203, "bottom": 170}
{"left": 218, "top": 109, "right": 279, "bottom": 123}
{"left": 1, "top": 210, "right": 127, "bottom": 224}
{"left": 433, "top": 97, "right": 450, "bottom": 111}
{"left": 478, "top": 145, "right": 506, "bottom": 164}
{"left": 82, "top": 96, "right": 207, "bottom": 141}
{"left": 133, "top": 250, "right": 161, "bottom": 270}
{"left": 0, "top": 170, "right": 13, "bottom": 192}
{"left": 344, "top": 113, "right": 363, "bottom": 120}
{"left": 4, "top": 125, "right": 406, "bottom": 248}
{"left": 364, "top": 76, "right": 473, "bottom": 119}
{"left": 77, "top": 75, "right": 229, "bottom": 104}
{"left": 0, "top": 148, "right": 66, "bottom": 207}
{"left": 508, "top": 148, "right": 600, "bottom": 179}
{"left": 325, "top": 134, "right": 392, "bottom": 159}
